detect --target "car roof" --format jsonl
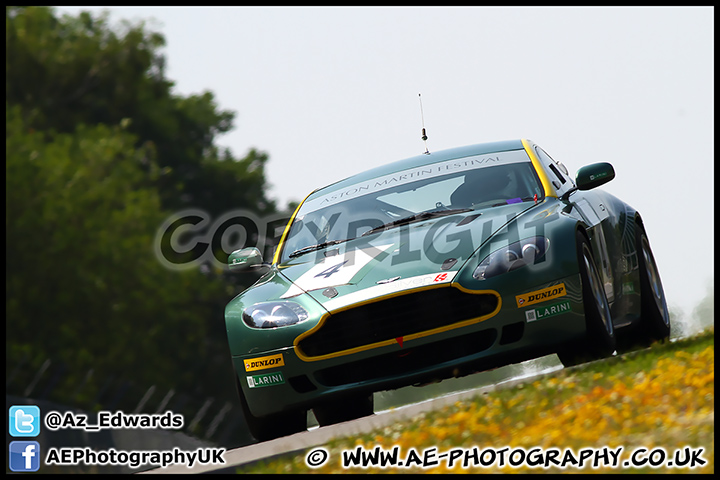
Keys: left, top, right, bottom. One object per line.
{"left": 309, "top": 139, "right": 527, "bottom": 198}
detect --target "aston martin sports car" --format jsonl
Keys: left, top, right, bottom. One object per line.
{"left": 224, "top": 139, "right": 670, "bottom": 441}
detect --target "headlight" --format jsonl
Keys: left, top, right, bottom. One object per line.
{"left": 242, "top": 302, "right": 310, "bottom": 329}
{"left": 473, "top": 237, "right": 549, "bottom": 280}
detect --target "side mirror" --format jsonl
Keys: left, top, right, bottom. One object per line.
{"left": 228, "top": 247, "right": 264, "bottom": 272}
{"left": 575, "top": 162, "right": 615, "bottom": 191}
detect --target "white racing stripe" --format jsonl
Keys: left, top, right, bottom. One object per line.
{"left": 280, "top": 244, "right": 395, "bottom": 299}
{"left": 321, "top": 271, "right": 457, "bottom": 312}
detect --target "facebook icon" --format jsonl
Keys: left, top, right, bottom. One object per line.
{"left": 9, "top": 441, "right": 41, "bottom": 472}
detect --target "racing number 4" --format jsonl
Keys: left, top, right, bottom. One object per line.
{"left": 314, "top": 261, "right": 349, "bottom": 279}
{"left": 433, "top": 273, "right": 448, "bottom": 282}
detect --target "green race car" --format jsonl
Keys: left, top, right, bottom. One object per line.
{"left": 224, "top": 139, "right": 670, "bottom": 441}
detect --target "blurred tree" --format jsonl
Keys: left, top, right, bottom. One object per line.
{"left": 5, "top": 6, "right": 278, "bottom": 412}
{"left": 6, "top": 106, "right": 234, "bottom": 401}
{"left": 692, "top": 280, "right": 714, "bottom": 331}
{"left": 6, "top": 6, "right": 276, "bottom": 216}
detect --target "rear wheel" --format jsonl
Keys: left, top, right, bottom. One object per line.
{"left": 618, "top": 224, "right": 670, "bottom": 350}
{"left": 235, "top": 374, "right": 306, "bottom": 442}
{"left": 558, "top": 231, "right": 616, "bottom": 367}
{"left": 313, "top": 393, "right": 374, "bottom": 427}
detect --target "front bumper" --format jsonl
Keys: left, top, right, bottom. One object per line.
{"left": 234, "top": 271, "right": 586, "bottom": 418}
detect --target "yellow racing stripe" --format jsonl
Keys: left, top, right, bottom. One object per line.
{"left": 522, "top": 138, "right": 556, "bottom": 198}
{"left": 272, "top": 191, "right": 313, "bottom": 265}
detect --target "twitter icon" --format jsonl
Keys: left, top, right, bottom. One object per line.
{"left": 9, "top": 405, "right": 41, "bottom": 437}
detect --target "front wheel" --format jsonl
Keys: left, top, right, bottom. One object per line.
{"left": 558, "top": 231, "right": 616, "bottom": 367}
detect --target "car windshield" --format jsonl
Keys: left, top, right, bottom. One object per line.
{"left": 279, "top": 151, "right": 544, "bottom": 263}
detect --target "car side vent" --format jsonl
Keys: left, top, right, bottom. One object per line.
{"left": 499, "top": 322, "right": 524, "bottom": 345}
{"left": 288, "top": 375, "right": 316, "bottom": 393}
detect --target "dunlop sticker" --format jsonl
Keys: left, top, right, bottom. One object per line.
{"left": 525, "top": 300, "right": 572, "bottom": 322}
{"left": 516, "top": 283, "right": 566, "bottom": 308}
{"left": 247, "top": 372, "right": 285, "bottom": 388}
{"left": 244, "top": 353, "right": 284, "bottom": 372}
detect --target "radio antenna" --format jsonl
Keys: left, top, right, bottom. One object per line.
{"left": 418, "top": 93, "right": 430, "bottom": 154}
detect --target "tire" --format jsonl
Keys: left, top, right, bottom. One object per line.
{"left": 618, "top": 224, "right": 670, "bottom": 350}
{"left": 557, "top": 230, "right": 616, "bottom": 367}
{"left": 235, "top": 374, "right": 306, "bottom": 442}
{"left": 313, "top": 393, "right": 374, "bottom": 427}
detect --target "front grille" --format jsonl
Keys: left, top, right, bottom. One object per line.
{"left": 314, "top": 328, "right": 497, "bottom": 387}
{"left": 297, "top": 287, "right": 499, "bottom": 358}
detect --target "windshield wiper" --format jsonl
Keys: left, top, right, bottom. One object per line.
{"left": 289, "top": 208, "right": 475, "bottom": 257}
{"left": 361, "top": 208, "right": 473, "bottom": 237}
{"left": 288, "top": 238, "right": 354, "bottom": 259}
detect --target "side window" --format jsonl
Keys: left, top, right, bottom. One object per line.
{"left": 548, "top": 163, "right": 566, "bottom": 184}
{"left": 534, "top": 146, "right": 575, "bottom": 196}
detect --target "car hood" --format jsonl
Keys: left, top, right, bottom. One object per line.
{"left": 276, "top": 202, "right": 538, "bottom": 311}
